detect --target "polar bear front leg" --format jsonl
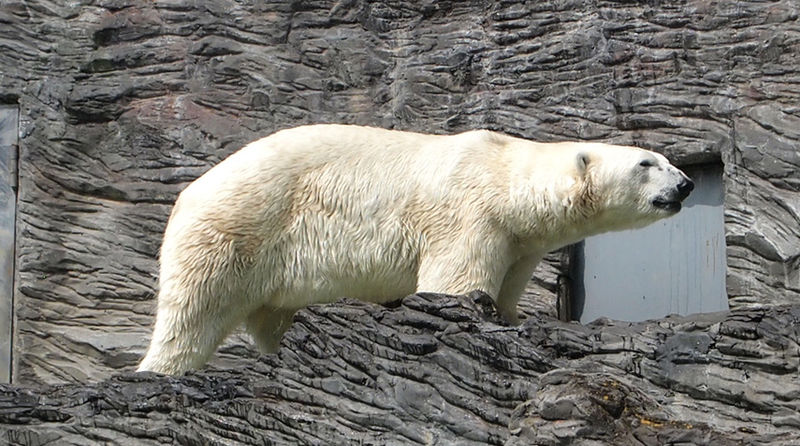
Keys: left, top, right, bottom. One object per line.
{"left": 415, "top": 246, "right": 507, "bottom": 308}
{"left": 495, "top": 255, "right": 541, "bottom": 325}
{"left": 245, "top": 305, "right": 297, "bottom": 354}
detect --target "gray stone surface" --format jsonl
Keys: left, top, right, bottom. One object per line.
{"left": 0, "top": 0, "right": 798, "bottom": 388}
{"left": 0, "top": 292, "right": 798, "bottom": 445}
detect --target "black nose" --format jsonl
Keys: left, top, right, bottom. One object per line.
{"left": 678, "top": 178, "right": 694, "bottom": 200}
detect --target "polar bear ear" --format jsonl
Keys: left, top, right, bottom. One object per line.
{"left": 576, "top": 152, "right": 590, "bottom": 176}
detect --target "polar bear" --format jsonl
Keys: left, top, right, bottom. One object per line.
{"left": 138, "top": 124, "right": 693, "bottom": 375}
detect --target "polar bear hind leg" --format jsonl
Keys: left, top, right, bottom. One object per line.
{"left": 244, "top": 305, "right": 297, "bottom": 354}
{"left": 138, "top": 245, "right": 262, "bottom": 375}
{"left": 137, "top": 290, "right": 246, "bottom": 374}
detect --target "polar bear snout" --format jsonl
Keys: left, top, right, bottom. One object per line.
{"left": 652, "top": 175, "right": 694, "bottom": 212}
{"left": 677, "top": 177, "right": 694, "bottom": 199}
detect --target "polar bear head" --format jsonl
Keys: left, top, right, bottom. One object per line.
{"left": 574, "top": 144, "right": 694, "bottom": 234}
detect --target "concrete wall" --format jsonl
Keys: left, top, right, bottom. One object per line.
{"left": 0, "top": 106, "right": 17, "bottom": 383}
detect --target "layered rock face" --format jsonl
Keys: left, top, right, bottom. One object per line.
{"left": 1, "top": 293, "right": 799, "bottom": 445}
{"left": 0, "top": 0, "right": 798, "bottom": 388}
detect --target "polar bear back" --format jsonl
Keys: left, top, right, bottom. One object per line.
{"left": 184, "top": 125, "right": 485, "bottom": 217}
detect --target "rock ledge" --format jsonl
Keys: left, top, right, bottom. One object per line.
{"left": 1, "top": 292, "right": 798, "bottom": 445}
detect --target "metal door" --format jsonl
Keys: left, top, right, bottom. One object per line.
{"left": 0, "top": 106, "right": 17, "bottom": 383}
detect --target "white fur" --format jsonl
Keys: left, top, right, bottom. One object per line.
{"left": 138, "top": 124, "right": 690, "bottom": 374}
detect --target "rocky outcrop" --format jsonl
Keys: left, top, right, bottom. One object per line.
{"left": 0, "top": 0, "right": 798, "bottom": 386}
{"left": 1, "top": 292, "right": 798, "bottom": 445}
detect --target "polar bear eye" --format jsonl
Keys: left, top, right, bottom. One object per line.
{"left": 639, "top": 159, "right": 655, "bottom": 168}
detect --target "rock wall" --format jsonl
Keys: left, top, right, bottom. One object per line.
{"left": 0, "top": 0, "right": 798, "bottom": 384}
